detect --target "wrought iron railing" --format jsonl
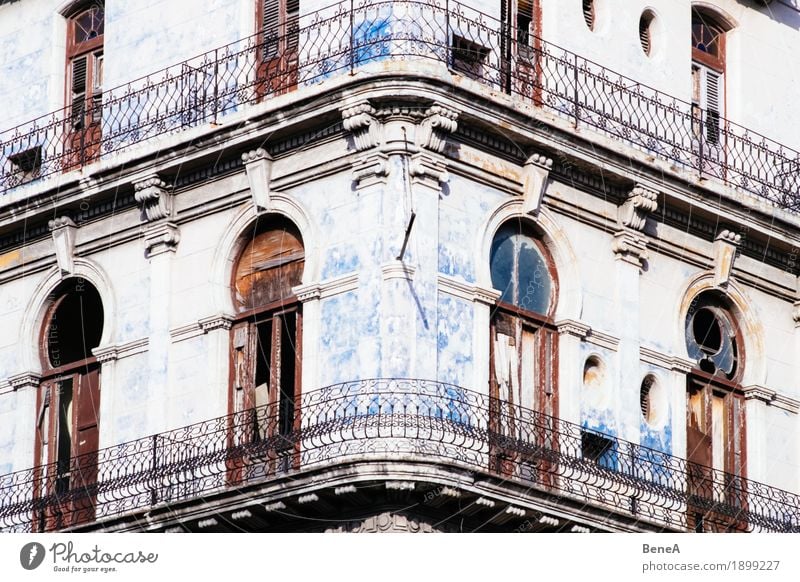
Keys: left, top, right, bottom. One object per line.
{"left": 1, "top": 1, "right": 799, "bottom": 210}
{"left": 0, "top": 379, "right": 798, "bottom": 532}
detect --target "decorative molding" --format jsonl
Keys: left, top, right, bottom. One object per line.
{"left": 48, "top": 216, "right": 77, "bottom": 275}
{"left": 326, "top": 511, "right": 446, "bottom": 533}
{"left": 438, "top": 274, "right": 501, "bottom": 305}
{"left": 242, "top": 148, "right": 274, "bottom": 211}
{"left": 92, "top": 338, "right": 149, "bottom": 363}
{"left": 618, "top": 184, "right": 658, "bottom": 231}
{"left": 416, "top": 104, "right": 458, "bottom": 153}
{"left": 640, "top": 346, "right": 694, "bottom": 373}
{"left": 409, "top": 151, "right": 448, "bottom": 186}
{"left": 585, "top": 328, "right": 620, "bottom": 351}
{"left": 713, "top": 229, "right": 742, "bottom": 288}
{"left": 199, "top": 313, "right": 235, "bottom": 333}
{"left": 743, "top": 385, "right": 800, "bottom": 414}
{"left": 352, "top": 152, "right": 390, "bottom": 188}
{"left": 8, "top": 371, "right": 41, "bottom": 391}
{"left": 133, "top": 175, "right": 173, "bottom": 222}
{"left": 611, "top": 229, "right": 648, "bottom": 269}
{"left": 521, "top": 153, "right": 553, "bottom": 216}
{"left": 555, "top": 319, "right": 591, "bottom": 339}
{"left": 143, "top": 221, "right": 180, "bottom": 257}
{"left": 341, "top": 101, "right": 382, "bottom": 152}
{"left": 170, "top": 322, "right": 204, "bottom": 343}
{"left": 382, "top": 261, "right": 416, "bottom": 281}
{"left": 292, "top": 273, "right": 359, "bottom": 302}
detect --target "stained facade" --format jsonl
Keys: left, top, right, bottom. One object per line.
{"left": 0, "top": 0, "right": 799, "bottom": 533}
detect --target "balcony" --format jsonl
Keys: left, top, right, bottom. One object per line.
{"left": 0, "top": 379, "right": 797, "bottom": 533}
{"left": 1, "top": 0, "right": 800, "bottom": 211}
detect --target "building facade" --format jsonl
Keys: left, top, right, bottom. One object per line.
{"left": 0, "top": 0, "right": 799, "bottom": 533}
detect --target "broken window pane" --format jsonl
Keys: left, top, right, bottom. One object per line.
{"left": 490, "top": 222, "right": 552, "bottom": 315}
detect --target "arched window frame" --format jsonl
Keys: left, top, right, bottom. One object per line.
{"left": 64, "top": 2, "right": 105, "bottom": 167}
{"left": 487, "top": 220, "right": 559, "bottom": 477}
{"left": 227, "top": 216, "right": 305, "bottom": 477}
{"left": 690, "top": 7, "right": 732, "bottom": 148}
{"left": 683, "top": 291, "right": 747, "bottom": 532}
{"left": 33, "top": 277, "right": 104, "bottom": 531}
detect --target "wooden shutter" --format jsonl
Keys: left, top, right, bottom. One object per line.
{"left": 286, "top": 0, "right": 299, "bottom": 53}
{"left": 704, "top": 69, "right": 721, "bottom": 144}
{"left": 263, "top": 0, "right": 280, "bottom": 59}
{"left": 70, "top": 56, "right": 88, "bottom": 128}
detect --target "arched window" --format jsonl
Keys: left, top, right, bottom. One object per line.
{"left": 691, "top": 8, "right": 729, "bottom": 147}
{"left": 488, "top": 221, "right": 558, "bottom": 469}
{"left": 229, "top": 216, "right": 304, "bottom": 467}
{"left": 35, "top": 278, "right": 104, "bottom": 530}
{"left": 65, "top": 3, "right": 104, "bottom": 169}
{"left": 683, "top": 292, "right": 746, "bottom": 532}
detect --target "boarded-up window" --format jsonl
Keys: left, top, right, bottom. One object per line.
{"left": 232, "top": 219, "right": 305, "bottom": 312}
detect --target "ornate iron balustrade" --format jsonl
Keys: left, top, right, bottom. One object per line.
{"left": 0, "top": 378, "right": 798, "bottom": 532}
{"left": 1, "top": 1, "right": 799, "bottom": 210}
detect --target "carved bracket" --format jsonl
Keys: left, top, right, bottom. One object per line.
{"left": 612, "top": 229, "right": 648, "bottom": 269}
{"left": 522, "top": 153, "right": 553, "bottom": 216}
{"left": 619, "top": 184, "right": 658, "bottom": 231}
{"left": 144, "top": 221, "right": 180, "bottom": 258}
{"left": 352, "top": 152, "right": 390, "bottom": 188}
{"left": 713, "top": 229, "right": 741, "bottom": 288}
{"left": 134, "top": 175, "right": 173, "bottom": 222}
{"left": 242, "top": 148, "right": 274, "bottom": 211}
{"left": 409, "top": 152, "right": 449, "bottom": 186}
{"left": 342, "top": 101, "right": 382, "bottom": 152}
{"left": 48, "top": 216, "right": 77, "bottom": 275}
{"left": 416, "top": 104, "right": 458, "bottom": 153}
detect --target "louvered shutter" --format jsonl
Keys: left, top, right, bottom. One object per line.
{"left": 286, "top": 0, "right": 299, "bottom": 53}
{"left": 70, "top": 56, "right": 88, "bottom": 129}
{"left": 704, "top": 69, "right": 721, "bottom": 144}
{"left": 263, "top": 0, "right": 280, "bottom": 59}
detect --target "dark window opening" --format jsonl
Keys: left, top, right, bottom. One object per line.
{"left": 685, "top": 295, "right": 740, "bottom": 381}
{"left": 517, "top": 0, "right": 533, "bottom": 47}
{"left": 639, "top": 11, "right": 654, "bottom": 55}
{"left": 581, "top": 431, "right": 616, "bottom": 468}
{"left": 692, "top": 308, "right": 722, "bottom": 354}
{"left": 46, "top": 279, "right": 104, "bottom": 368}
{"left": 583, "top": 0, "right": 595, "bottom": 31}
{"left": 451, "top": 35, "right": 490, "bottom": 79}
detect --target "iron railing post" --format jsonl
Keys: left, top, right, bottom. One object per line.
{"left": 150, "top": 434, "right": 158, "bottom": 505}
{"left": 349, "top": 0, "right": 355, "bottom": 75}
{"left": 699, "top": 108, "right": 705, "bottom": 179}
{"left": 445, "top": 0, "right": 450, "bottom": 68}
{"left": 213, "top": 48, "right": 219, "bottom": 125}
{"left": 573, "top": 52, "right": 579, "bottom": 128}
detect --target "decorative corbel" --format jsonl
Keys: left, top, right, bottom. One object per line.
{"left": 242, "top": 148, "right": 274, "bottom": 211}
{"left": 793, "top": 299, "right": 800, "bottom": 328}
{"left": 134, "top": 175, "right": 173, "bottom": 222}
{"left": 342, "top": 101, "right": 382, "bottom": 152}
{"left": 409, "top": 152, "right": 449, "bottom": 186}
{"left": 351, "top": 152, "right": 390, "bottom": 188}
{"left": 48, "top": 217, "right": 77, "bottom": 275}
{"left": 143, "top": 221, "right": 180, "bottom": 258}
{"left": 713, "top": 229, "right": 741, "bottom": 288}
{"left": 619, "top": 184, "right": 658, "bottom": 231}
{"left": 612, "top": 230, "right": 649, "bottom": 269}
{"left": 416, "top": 104, "right": 458, "bottom": 153}
{"left": 521, "top": 153, "right": 553, "bottom": 216}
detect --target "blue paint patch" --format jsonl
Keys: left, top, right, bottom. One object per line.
{"left": 322, "top": 245, "right": 360, "bottom": 279}
{"left": 437, "top": 295, "right": 474, "bottom": 387}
